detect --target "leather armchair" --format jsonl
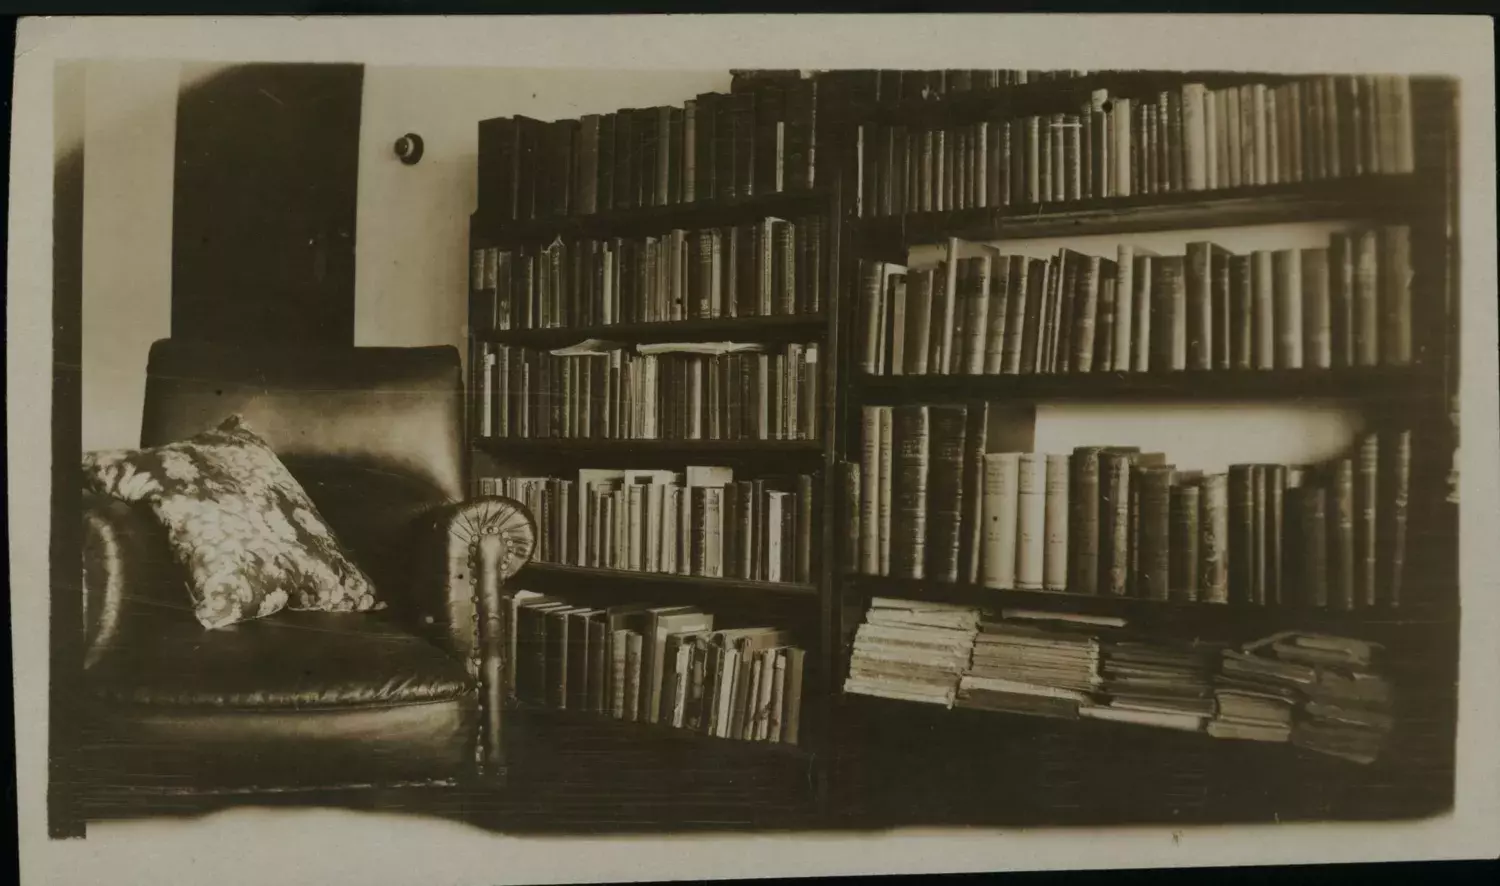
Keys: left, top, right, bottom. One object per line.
{"left": 75, "top": 339, "right": 533, "bottom": 799}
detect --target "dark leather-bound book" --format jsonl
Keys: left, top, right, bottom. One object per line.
{"left": 1095, "top": 265, "right": 1118, "bottom": 371}
{"left": 798, "top": 215, "right": 823, "bottom": 314}
{"left": 1199, "top": 472, "right": 1230, "bottom": 603}
{"left": 795, "top": 473, "right": 815, "bottom": 585}
{"left": 1099, "top": 449, "right": 1138, "bottom": 596}
{"left": 596, "top": 113, "right": 617, "bottom": 211}
{"left": 925, "top": 405, "right": 970, "bottom": 583}
{"left": 1302, "top": 246, "right": 1334, "bottom": 369}
{"left": 857, "top": 260, "right": 902, "bottom": 375}
{"left": 1327, "top": 458, "right": 1357, "bottom": 610}
{"left": 983, "top": 249, "right": 1011, "bottom": 374}
{"left": 1136, "top": 464, "right": 1176, "bottom": 601}
{"left": 1354, "top": 434, "right": 1380, "bottom": 607}
{"left": 1353, "top": 229, "right": 1380, "bottom": 366}
{"left": 1186, "top": 241, "right": 1231, "bottom": 371}
{"left": 1248, "top": 464, "right": 1267, "bottom": 605}
{"left": 1379, "top": 430, "right": 1412, "bottom": 606}
{"left": 1227, "top": 253, "right": 1254, "bottom": 370}
{"left": 1169, "top": 480, "right": 1202, "bottom": 602}
{"left": 1054, "top": 250, "right": 1080, "bottom": 373}
{"left": 1126, "top": 452, "right": 1167, "bottom": 597}
{"left": 1071, "top": 253, "right": 1106, "bottom": 373}
{"left": 961, "top": 255, "right": 994, "bottom": 376}
{"left": 551, "top": 119, "right": 578, "bottom": 217}
{"left": 1151, "top": 255, "right": 1188, "bottom": 371}
{"left": 1288, "top": 487, "right": 1329, "bottom": 607}
{"left": 610, "top": 110, "right": 637, "bottom": 210}
{"left": 477, "top": 116, "right": 520, "bottom": 220}
{"left": 729, "top": 90, "right": 758, "bottom": 198}
{"left": 1018, "top": 258, "right": 1048, "bottom": 374}
{"left": 889, "top": 405, "right": 931, "bottom": 580}
{"left": 1272, "top": 248, "right": 1304, "bottom": 369}
{"left": 959, "top": 403, "right": 991, "bottom": 584}
{"left": 1000, "top": 256, "right": 1029, "bottom": 374}
{"left": 1262, "top": 464, "right": 1287, "bottom": 606}
{"left": 691, "top": 93, "right": 719, "bottom": 201}
{"left": 839, "top": 461, "right": 861, "bottom": 573}
{"left": 904, "top": 268, "right": 935, "bottom": 376}
{"left": 514, "top": 115, "right": 547, "bottom": 219}
{"left": 1328, "top": 232, "right": 1355, "bottom": 367}
{"left": 1068, "top": 446, "right": 1107, "bottom": 595}
{"left": 1380, "top": 226, "right": 1413, "bottom": 367}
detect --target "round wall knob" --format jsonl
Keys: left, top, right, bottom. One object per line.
{"left": 394, "top": 133, "right": 424, "bottom": 165}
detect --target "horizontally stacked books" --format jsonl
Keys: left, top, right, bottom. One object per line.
{"left": 856, "top": 228, "right": 1414, "bottom": 378}
{"left": 473, "top": 341, "right": 820, "bottom": 441}
{"left": 1214, "top": 632, "right": 1394, "bottom": 762}
{"left": 477, "top": 75, "right": 819, "bottom": 221}
{"left": 842, "top": 600, "right": 1395, "bottom": 762}
{"left": 504, "top": 589, "right": 806, "bottom": 746}
{"left": 845, "top": 411, "right": 1412, "bottom": 608}
{"left": 855, "top": 75, "right": 1417, "bottom": 215}
{"left": 481, "top": 465, "right": 817, "bottom": 584}
{"left": 841, "top": 598, "right": 980, "bottom": 707}
{"left": 469, "top": 216, "right": 825, "bottom": 332}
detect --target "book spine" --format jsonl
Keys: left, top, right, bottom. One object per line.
{"left": 1353, "top": 229, "right": 1380, "bottom": 366}
{"left": 841, "top": 461, "right": 861, "bottom": 574}
{"left": 1067, "top": 448, "right": 1103, "bottom": 595}
{"left": 1292, "top": 486, "right": 1330, "bottom": 607}
{"left": 877, "top": 408, "right": 894, "bottom": 575}
{"left": 1113, "top": 245, "right": 1135, "bottom": 371}
{"left": 1071, "top": 256, "right": 1102, "bottom": 372}
{"left": 1251, "top": 250, "right": 1276, "bottom": 370}
{"left": 1185, "top": 242, "right": 1215, "bottom": 371}
{"left": 1263, "top": 464, "right": 1287, "bottom": 606}
{"left": 795, "top": 474, "right": 814, "bottom": 585}
{"left": 1199, "top": 473, "right": 1229, "bottom": 604}
{"left": 1131, "top": 255, "right": 1153, "bottom": 372}
{"left": 925, "top": 406, "right": 969, "bottom": 583}
{"left": 1326, "top": 458, "right": 1356, "bottom": 610}
{"left": 1301, "top": 247, "right": 1333, "bottom": 369}
{"left": 981, "top": 453, "right": 1021, "bottom": 589}
{"left": 1354, "top": 435, "right": 1379, "bottom": 607}
{"left": 1380, "top": 225, "right": 1413, "bottom": 366}
{"left": 964, "top": 257, "right": 993, "bottom": 375}
{"left": 889, "top": 405, "right": 930, "bottom": 579}
{"left": 1100, "top": 453, "right": 1133, "bottom": 596}
{"left": 1152, "top": 256, "right": 1187, "bottom": 371}
{"left": 1137, "top": 466, "right": 1175, "bottom": 601}
{"left": 1015, "top": 453, "right": 1047, "bottom": 590}
{"left": 1329, "top": 233, "right": 1355, "bottom": 367}
{"left": 1272, "top": 248, "right": 1304, "bottom": 369}
{"left": 1169, "top": 482, "right": 1201, "bottom": 602}
{"left": 1380, "top": 429, "right": 1412, "bottom": 607}
{"left": 983, "top": 255, "right": 1010, "bottom": 374}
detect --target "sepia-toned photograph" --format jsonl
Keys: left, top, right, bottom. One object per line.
{"left": 10, "top": 13, "right": 1498, "bottom": 886}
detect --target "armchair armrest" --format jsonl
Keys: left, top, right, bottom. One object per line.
{"left": 81, "top": 492, "right": 192, "bottom": 668}
{"left": 409, "top": 496, "right": 535, "bottom": 777}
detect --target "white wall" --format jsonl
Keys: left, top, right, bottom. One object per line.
{"left": 910, "top": 222, "right": 1368, "bottom": 472}
{"left": 73, "top": 61, "right": 234, "bottom": 453}
{"left": 352, "top": 67, "right": 731, "bottom": 364}
{"left": 76, "top": 61, "right": 182, "bottom": 453}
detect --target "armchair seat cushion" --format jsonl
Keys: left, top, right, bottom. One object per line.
{"left": 86, "top": 611, "right": 477, "bottom": 709}
{"left": 80, "top": 612, "right": 481, "bottom": 791}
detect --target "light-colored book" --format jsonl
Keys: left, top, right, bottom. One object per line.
{"left": 1043, "top": 454, "right": 1070, "bottom": 591}
{"left": 859, "top": 406, "right": 884, "bottom": 575}
{"left": 981, "top": 452, "right": 1021, "bottom": 589}
{"left": 1015, "top": 453, "right": 1047, "bottom": 589}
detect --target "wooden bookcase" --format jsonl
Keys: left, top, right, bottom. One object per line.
{"left": 465, "top": 81, "right": 844, "bottom": 825}
{"left": 825, "top": 70, "right": 1461, "bottom": 827}
{"left": 466, "top": 69, "right": 1461, "bottom": 830}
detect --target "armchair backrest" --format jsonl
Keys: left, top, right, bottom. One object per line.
{"left": 140, "top": 338, "right": 466, "bottom": 595}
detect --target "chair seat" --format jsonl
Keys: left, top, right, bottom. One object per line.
{"left": 86, "top": 611, "right": 476, "bottom": 709}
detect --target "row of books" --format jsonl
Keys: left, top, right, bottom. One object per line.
{"left": 843, "top": 599, "right": 1392, "bottom": 762}
{"left": 856, "top": 228, "right": 1414, "bottom": 377}
{"left": 832, "top": 68, "right": 1092, "bottom": 105}
{"left": 504, "top": 589, "right": 806, "bottom": 746}
{"left": 854, "top": 75, "right": 1417, "bottom": 215}
{"left": 476, "top": 77, "right": 819, "bottom": 221}
{"left": 472, "top": 342, "right": 821, "bottom": 441}
{"left": 479, "top": 467, "right": 818, "bottom": 584}
{"left": 469, "top": 216, "right": 826, "bottom": 332}
{"left": 847, "top": 403, "right": 1413, "bottom": 608}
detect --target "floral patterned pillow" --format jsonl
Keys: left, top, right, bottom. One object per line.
{"left": 82, "top": 415, "right": 382, "bottom": 629}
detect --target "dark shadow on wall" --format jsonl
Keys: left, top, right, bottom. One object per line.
{"left": 172, "top": 63, "right": 365, "bottom": 347}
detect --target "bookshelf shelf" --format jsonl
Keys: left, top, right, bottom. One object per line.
{"left": 482, "top": 313, "right": 828, "bottom": 348}
{"left": 853, "top": 366, "right": 1443, "bottom": 405}
{"left": 508, "top": 701, "right": 814, "bottom": 759}
{"left": 521, "top": 562, "right": 821, "bottom": 599}
{"left": 476, "top": 437, "right": 824, "bottom": 457}
{"left": 472, "top": 187, "right": 831, "bottom": 246}
{"left": 856, "top": 174, "right": 1424, "bottom": 247}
